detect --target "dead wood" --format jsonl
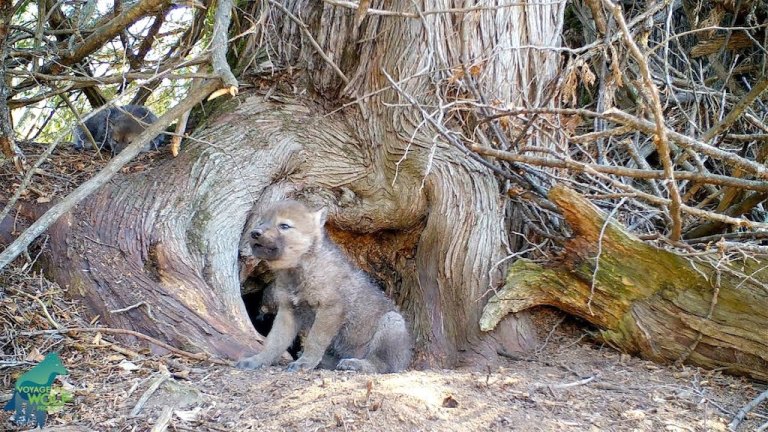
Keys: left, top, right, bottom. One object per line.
{"left": 481, "top": 185, "right": 768, "bottom": 381}
{"left": 690, "top": 32, "right": 755, "bottom": 58}
{"left": 730, "top": 388, "right": 768, "bottom": 430}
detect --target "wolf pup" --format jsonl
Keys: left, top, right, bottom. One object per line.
{"left": 74, "top": 104, "right": 164, "bottom": 155}
{"left": 236, "top": 200, "right": 412, "bottom": 373}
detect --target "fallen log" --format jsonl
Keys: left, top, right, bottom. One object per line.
{"left": 481, "top": 185, "right": 768, "bottom": 381}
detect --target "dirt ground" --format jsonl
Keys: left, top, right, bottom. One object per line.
{"left": 1, "top": 149, "right": 766, "bottom": 431}
{"left": 1, "top": 297, "right": 766, "bottom": 432}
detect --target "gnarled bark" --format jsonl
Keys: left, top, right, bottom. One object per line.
{"left": 241, "top": 0, "right": 566, "bottom": 365}
{"left": 40, "top": 96, "right": 474, "bottom": 363}
{"left": 481, "top": 185, "right": 768, "bottom": 381}
{"left": 42, "top": 0, "right": 569, "bottom": 366}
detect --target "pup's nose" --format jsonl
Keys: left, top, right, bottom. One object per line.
{"left": 251, "top": 229, "right": 263, "bottom": 239}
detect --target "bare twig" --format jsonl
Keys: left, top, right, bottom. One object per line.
{"left": 0, "top": 131, "right": 62, "bottom": 224}
{"left": 605, "top": 0, "right": 682, "bottom": 240}
{"left": 702, "top": 76, "right": 768, "bottom": 143}
{"left": 484, "top": 106, "right": 768, "bottom": 181}
{"left": 534, "top": 315, "right": 565, "bottom": 355}
{"left": 6, "top": 287, "right": 62, "bottom": 330}
{"left": 44, "top": 0, "right": 168, "bottom": 73}
{"left": 131, "top": 371, "right": 170, "bottom": 417}
{"left": 470, "top": 145, "right": 768, "bottom": 192}
{"left": 211, "top": 0, "right": 238, "bottom": 90}
{"left": 322, "top": 0, "right": 537, "bottom": 18}
{"left": 18, "top": 326, "right": 232, "bottom": 366}
{"left": 381, "top": 69, "right": 537, "bottom": 188}
{"left": 685, "top": 231, "right": 768, "bottom": 245}
{"left": 569, "top": 126, "right": 632, "bottom": 143}
{"left": 151, "top": 406, "right": 174, "bottom": 432}
{"left": 8, "top": 69, "right": 215, "bottom": 83}
{"left": 605, "top": 109, "right": 768, "bottom": 179}
{"left": 110, "top": 301, "right": 154, "bottom": 320}
{"left": 573, "top": 162, "right": 768, "bottom": 229}
{"left": 588, "top": 198, "right": 627, "bottom": 314}
{"left": 458, "top": 21, "right": 549, "bottom": 198}
{"left": 621, "top": 137, "right": 666, "bottom": 201}
{"left": 533, "top": 375, "right": 597, "bottom": 391}
{"left": 729, "top": 388, "right": 768, "bottom": 431}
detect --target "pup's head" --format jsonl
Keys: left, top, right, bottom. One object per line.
{"left": 110, "top": 117, "right": 145, "bottom": 155}
{"left": 250, "top": 200, "right": 327, "bottom": 270}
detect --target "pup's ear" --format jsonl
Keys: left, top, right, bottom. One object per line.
{"left": 314, "top": 207, "right": 328, "bottom": 227}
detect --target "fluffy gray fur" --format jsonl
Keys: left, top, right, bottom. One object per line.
{"left": 237, "top": 200, "right": 412, "bottom": 373}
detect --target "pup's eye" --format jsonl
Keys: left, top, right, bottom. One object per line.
{"left": 278, "top": 223, "right": 291, "bottom": 230}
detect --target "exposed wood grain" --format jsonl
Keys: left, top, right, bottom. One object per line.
{"left": 482, "top": 185, "right": 768, "bottom": 381}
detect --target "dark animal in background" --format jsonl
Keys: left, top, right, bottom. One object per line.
{"left": 243, "top": 283, "right": 302, "bottom": 360}
{"left": 74, "top": 105, "right": 164, "bottom": 155}
{"left": 236, "top": 200, "right": 412, "bottom": 373}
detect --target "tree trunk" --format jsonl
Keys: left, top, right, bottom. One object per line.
{"left": 244, "top": 0, "right": 566, "bottom": 365}
{"left": 41, "top": 93, "right": 497, "bottom": 363}
{"left": 41, "top": 0, "right": 568, "bottom": 366}
{"left": 35, "top": 96, "right": 473, "bottom": 363}
{"left": 481, "top": 185, "right": 768, "bottom": 381}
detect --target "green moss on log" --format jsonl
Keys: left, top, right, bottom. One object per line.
{"left": 481, "top": 185, "right": 768, "bottom": 381}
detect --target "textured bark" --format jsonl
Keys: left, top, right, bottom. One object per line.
{"left": 45, "top": 0, "right": 568, "bottom": 366}
{"left": 42, "top": 98, "right": 412, "bottom": 359}
{"left": 46, "top": 100, "right": 315, "bottom": 358}
{"left": 244, "top": 0, "right": 566, "bottom": 365}
{"left": 0, "top": 0, "right": 24, "bottom": 172}
{"left": 481, "top": 185, "right": 768, "bottom": 381}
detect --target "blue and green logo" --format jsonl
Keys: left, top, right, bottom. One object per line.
{"left": 3, "top": 352, "right": 71, "bottom": 428}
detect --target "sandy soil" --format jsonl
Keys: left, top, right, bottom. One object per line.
{"left": 2, "top": 312, "right": 765, "bottom": 432}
